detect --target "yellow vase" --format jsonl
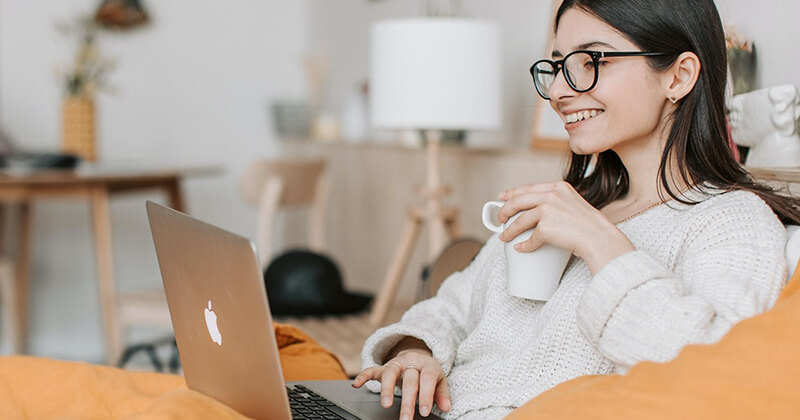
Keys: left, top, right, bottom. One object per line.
{"left": 62, "top": 97, "right": 97, "bottom": 161}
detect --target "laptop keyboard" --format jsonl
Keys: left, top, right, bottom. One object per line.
{"left": 287, "top": 384, "right": 349, "bottom": 420}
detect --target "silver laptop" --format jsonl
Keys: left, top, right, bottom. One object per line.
{"left": 146, "top": 201, "right": 440, "bottom": 420}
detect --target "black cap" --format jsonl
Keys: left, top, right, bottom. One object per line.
{"left": 264, "top": 249, "right": 372, "bottom": 316}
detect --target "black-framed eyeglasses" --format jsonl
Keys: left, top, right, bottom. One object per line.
{"left": 530, "top": 50, "right": 674, "bottom": 100}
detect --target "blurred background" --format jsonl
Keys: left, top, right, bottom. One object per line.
{"left": 0, "top": 0, "right": 797, "bottom": 373}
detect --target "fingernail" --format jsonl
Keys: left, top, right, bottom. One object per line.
{"left": 400, "top": 415, "right": 410, "bottom": 420}
{"left": 381, "top": 397, "right": 391, "bottom": 406}
{"left": 514, "top": 243, "right": 522, "bottom": 250}
{"left": 420, "top": 405, "right": 430, "bottom": 416}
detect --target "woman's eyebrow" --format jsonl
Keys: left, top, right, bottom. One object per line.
{"left": 552, "top": 40, "right": 617, "bottom": 58}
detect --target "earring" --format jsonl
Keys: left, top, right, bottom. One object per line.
{"left": 669, "top": 96, "right": 678, "bottom": 104}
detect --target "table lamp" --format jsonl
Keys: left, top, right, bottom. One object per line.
{"left": 368, "top": 18, "right": 500, "bottom": 326}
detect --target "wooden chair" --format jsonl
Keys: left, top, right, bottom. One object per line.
{"left": 417, "top": 238, "right": 483, "bottom": 301}
{"left": 240, "top": 159, "right": 330, "bottom": 269}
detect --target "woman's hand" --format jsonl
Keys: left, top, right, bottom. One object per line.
{"left": 351, "top": 348, "right": 451, "bottom": 419}
{"left": 496, "top": 181, "right": 635, "bottom": 274}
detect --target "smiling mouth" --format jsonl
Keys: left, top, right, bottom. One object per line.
{"left": 564, "top": 109, "right": 604, "bottom": 125}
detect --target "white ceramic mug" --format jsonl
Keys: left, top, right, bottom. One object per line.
{"left": 482, "top": 201, "right": 572, "bottom": 301}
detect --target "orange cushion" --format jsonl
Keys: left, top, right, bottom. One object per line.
{"left": 505, "top": 261, "right": 800, "bottom": 420}
{"left": 0, "top": 322, "right": 346, "bottom": 419}
{"left": 274, "top": 322, "right": 348, "bottom": 381}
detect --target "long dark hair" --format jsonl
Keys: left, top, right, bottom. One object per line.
{"left": 556, "top": 0, "right": 800, "bottom": 225}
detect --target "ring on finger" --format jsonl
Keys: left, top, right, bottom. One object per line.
{"left": 404, "top": 364, "right": 420, "bottom": 371}
{"left": 385, "top": 360, "right": 403, "bottom": 370}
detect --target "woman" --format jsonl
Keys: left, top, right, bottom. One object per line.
{"left": 352, "top": 1, "right": 799, "bottom": 419}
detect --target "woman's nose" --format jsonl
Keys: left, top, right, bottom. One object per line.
{"left": 547, "top": 69, "right": 575, "bottom": 101}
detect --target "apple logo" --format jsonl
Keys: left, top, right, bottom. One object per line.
{"left": 204, "top": 300, "right": 222, "bottom": 346}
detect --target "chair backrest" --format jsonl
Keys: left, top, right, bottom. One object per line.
{"left": 419, "top": 238, "right": 484, "bottom": 301}
{"left": 240, "top": 160, "right": 327, "bottom": 207}
{"left": 240, "top": 159, "right": 329, "bottom": 269}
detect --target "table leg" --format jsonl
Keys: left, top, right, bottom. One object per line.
{"left": 0, "top": 204, "right": 7, "bottom": 254}
{"left": 166, "top": 178, "right": 186, "bottom": 213}
{"left": 0, "top": 258, "right": 15, "bottom": 354}
{"left": 12, "top": 202, "right": 31, "bottom": 354}
{"left": 90, "top": 187, "right": 121, "bottom": 365}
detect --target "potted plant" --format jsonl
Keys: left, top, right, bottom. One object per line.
{"left": 57, "top": 16, "right": 115, "bottom": 162}
{"left": 725, "top": 23, "right": 756, "bottom": 95}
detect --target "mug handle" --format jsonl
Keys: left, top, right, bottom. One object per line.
{"left": 482, "top": 201, "right": 504, "bottom": 234}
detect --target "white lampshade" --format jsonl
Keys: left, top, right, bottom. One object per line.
{"left": 370, "top": 18, "right": 501, "bottom": 131}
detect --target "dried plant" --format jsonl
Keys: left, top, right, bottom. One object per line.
{"left": 56, "top": 15, "right": 116, "bottom": 99}
{"left": 724, "top": 23, "right": 753, "bottom": 52}
{"left": 724, "top": 23, "right": 756, "bottom": 95}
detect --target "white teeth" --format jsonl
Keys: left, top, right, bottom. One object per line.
{"left": 565, "top": 109, "right": 603, "bottom": 124}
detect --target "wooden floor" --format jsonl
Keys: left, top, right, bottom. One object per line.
{"left": 275, "top": 304, "right": 409, "bottom": 377}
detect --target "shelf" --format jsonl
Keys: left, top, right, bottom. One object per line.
{"left": 278, "top": 139, "right": 567, "bottom": 157}
{"left": 747, "top": 167, "right": 800, "bottom": 183}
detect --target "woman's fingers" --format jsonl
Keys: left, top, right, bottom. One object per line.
{"left": 353, "top": 357, "right": 448, "bottom": 417}
{"left": 379, "top": 364, "right": 402, "bottom": 408}
{"left": 400, "top": 367, "right": 420, "bottom": 420}
{"left": 498, "top": 182, "right": 559, "bottom": 201}
{"left": 416, "top": 366, "right": 440, "bottom": 417}
{"left": 434, "top": 378, "right": 452, "bottom": 412}
{"left": 500, "top": 207, "right": 541, "bottom": 242}
{"left": 497, "top": 192, "right": 548, "bottom": 224}
{"left": 351, "top": 366, "right": 380, "bottom": 388}
{"left": 514, "top": 224, "right": 547, "bottom": 253}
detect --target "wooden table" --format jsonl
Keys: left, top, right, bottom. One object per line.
{"left": 0, "top": 163, "right": 220, "bottom": 364}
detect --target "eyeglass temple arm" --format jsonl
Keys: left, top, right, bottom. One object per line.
{"left": 597, "top": 51, "right": 673, "bottom": 58}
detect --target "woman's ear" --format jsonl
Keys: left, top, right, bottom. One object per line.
{"left": 665, "top": 52, "right": 701, "bottom": 103}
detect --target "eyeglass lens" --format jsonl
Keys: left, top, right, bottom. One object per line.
{"left": 533, "top": 52, "right": 596, "bottom": 98}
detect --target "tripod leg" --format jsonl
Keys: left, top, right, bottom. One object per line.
{"left": 369, "top": 212, "right": 424, "bottom": 328}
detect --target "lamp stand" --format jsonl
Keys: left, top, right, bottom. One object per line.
{"left": 369, "top": 130, "right": 460, "bottom": 328}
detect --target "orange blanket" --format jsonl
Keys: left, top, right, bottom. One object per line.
{"left": 0, "top": 323, "right": 347, "bottom": 420}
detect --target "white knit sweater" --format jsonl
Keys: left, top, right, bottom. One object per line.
{"left": 361, "top": 189, "right": 788, "bottom": 420}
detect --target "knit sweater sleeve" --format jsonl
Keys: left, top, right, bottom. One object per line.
{"left": 360, "top": 235, "right": 501, "bottom": 384}
{"left": 576, "top": 191, "right": 787, "bottom": 370}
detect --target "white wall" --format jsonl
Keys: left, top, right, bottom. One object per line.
{"left": 308, "top": 0, "right": 553, "bottom": 148}
{"left": 715, "top": 0, "right": 800, "bottom": 90}
{"left": 308, "top": 0, "right": 800, "bottom": 147}
{"left": 0, "top": 0, "right": 309, "bottom": 361}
